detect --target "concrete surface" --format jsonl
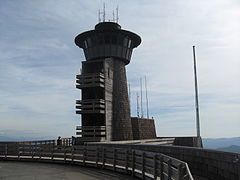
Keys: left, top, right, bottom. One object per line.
{"left": 0, "top": 161, "right": 136, "bottom": 180}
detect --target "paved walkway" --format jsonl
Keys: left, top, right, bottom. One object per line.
{"left": 0, "top": 161, "right": 136, "bottom": 180}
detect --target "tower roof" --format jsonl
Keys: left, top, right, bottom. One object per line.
{"left": 75, "top": 22, "right": 141, "bottom": 64}
{"left": 75, "top": 22, "right": 141, "bottom": 49}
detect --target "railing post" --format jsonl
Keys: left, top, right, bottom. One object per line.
{"left": 132, "top": 150, "right": 135, "bottom": 177}
{"left": 177, "top": 163, "right": 183, "bottom": 180}
{"left": 83, "top": 146, "right": 86, "bottom": 166}
{"left": 125, "top": 149, "right": 129, "bottom": 173}
{"left": 113, "top": 148, "right": 116, "bottom": 171}
{"left": 39, "top": 145, "right": 42, "bottom": 160}
{"left": 142, "top": 152, "right": 145, "bottom": 179}
{"left": 22, "top": 143, "right": 25, "bottom": 158}
{"left": 5, "top": 144, "right": 7, "bottom": 158}
{"left": 71, "top": 146, "right": 75, "bottom": 164}
{"left": 160, "top": 155, "right": 164, "bottom": 180}
{"left": 31, "top": 145, "right": 34, "bottom": 159}
{"left": 64, "top": 147, "right": 67, "bottom": 162}
{"left": 18, "top": 144, "right": 20, "bottom": 159}
{"left": 167, "top": 159, "right": 172, "bottom": 180}
{"left": 102, "top": 147, "right": 105, "bottom": 169}
{"left": 153, "top": 154, "right": 157, "bottom": 180}
{"left": 51, "top": 144, "right": 54, "bottom": 160}
{"left": 96, "top": 147, "right": 99, "bottom": 167}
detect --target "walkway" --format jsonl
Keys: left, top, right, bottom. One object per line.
{"left": 0, "top": 161, "right": 136, "bottom": 180}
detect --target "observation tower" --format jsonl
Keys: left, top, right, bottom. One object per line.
{"left": 74, "top": 21, "right": 141, "bottom": 142}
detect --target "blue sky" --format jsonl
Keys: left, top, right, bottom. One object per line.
{"left": 0, "top": 0, "right": 239, "bottom": 140}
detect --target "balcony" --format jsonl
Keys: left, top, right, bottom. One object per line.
{"left": 76, "top": 73, "right": 104, "bottom": 89}
{"left": 76, "top": 99, "right": 105, "bottom": 114}
{"left": 76, "top": 126, "right": 106, "bottom": 142}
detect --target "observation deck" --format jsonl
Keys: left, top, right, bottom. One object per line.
{"left": 76, "top": 73, "right": 105, "bottom": 89}
{"left": 76, "top": 99, "right": 105, "bottom": 114}
{"left": 76, "top": 126, "right": 106, "bottom": 142}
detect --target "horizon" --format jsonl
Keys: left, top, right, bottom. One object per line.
{"left": 0, "top": 0, "right": 239, "bottom": 139}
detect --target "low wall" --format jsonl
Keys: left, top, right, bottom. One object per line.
{"left": 173, "top": 137, "right": 202, "bottom": 148}
{"left": 131, "top": 117, "right": 156, "bottom": 140}
{"left": 89, "top": 143, "right": 240, "bottom": 180}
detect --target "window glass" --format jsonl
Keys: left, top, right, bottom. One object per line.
{"left": 84, "top": 40, "right": 88, "bottom": 48}
{"left": 128, "top": 39, "right": 131, "bottom": 48}
{"left": 87, "top": 38, "right": 92, "bottom": 47}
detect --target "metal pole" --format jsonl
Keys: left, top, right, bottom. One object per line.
{"left": 137, "top": 92, "right": 140, "bottom": 118}
{"left": 193, "top": 46, "right": 201, "bottom": 137}
{"left": 145, "top": 76, "right": 149, "bottom": 119}
{"left": 129, "top": 83, "right": 131, "bottom": 113}
{"left": 103, "top": 3, "right": 106, "bottom": 22}
{"left": 140, "top": 78, "right": 144, "bottom": 118}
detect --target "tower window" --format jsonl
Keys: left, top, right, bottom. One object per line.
{"left": 84, "top": 40, "right": 88, "bottom": 48}
{"left": 128, "top": 39, "right": 132, "bottom": 48}
{"left": 87, "top": 38, "right": 92, "bottom": 47}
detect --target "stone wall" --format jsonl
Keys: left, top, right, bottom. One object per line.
{"left": 111, "top": 59, "right": 133, "bottom": 140}
{"left": 104, "top": 58, "right": 133, "bottom": 141}
{"left": 131, "top": 117, "right": 156, "bottom": 140}
{"left": 104, "top": 58, "right": 114, "bottom": 141}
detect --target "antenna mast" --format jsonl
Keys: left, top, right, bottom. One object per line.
{"left": 116, "top": 6, "right": 119, "bottom": 23}
{"left": 137, "top": 92, "right": 140, "bottom": 118}
{"left": 128, "top": 83, "right": 131, "bottom": 113}
{"left": 192, "top": 46, "right": 201, "bottom": 138}
{"left": 112, "top": 10, "right": 115, "bottom": 22}
{"left": 145, "top": 76, "right": 149, "bottom": 119}
{"left": 98, "top": 9, "right": 101, "bottom": 22}
{"left": 140, "top": 77, "right": 144, "bottom": 118}
{"left": 103, "top": 3, "right": 106, "bottom": 22}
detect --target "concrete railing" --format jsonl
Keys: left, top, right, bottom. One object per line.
{"left": 0, "top": 143, "right": 193, "bottom": 180}
{"left": 91, "top": 143, "right": 240, "bottom": 180}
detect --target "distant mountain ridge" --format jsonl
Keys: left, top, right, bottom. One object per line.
{"left": 203, "top": 137, "right": 240, "bottom": 153}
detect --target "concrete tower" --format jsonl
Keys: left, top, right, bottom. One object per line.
{"left": 75, "top": 22, "right": 141, "bottom": 142}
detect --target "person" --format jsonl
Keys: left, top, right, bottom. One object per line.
{"left": 72, "top": 136, "right": 76, "bottom": 146}
{"left": 57, "top": 136, "right": 62, "bottom": 146}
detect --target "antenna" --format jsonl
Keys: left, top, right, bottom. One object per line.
{"left": 140, "top": 77, "right": 144, "bottom": 118}
{"left": 128, "top": 83, "right": 131, "bottom": 113}
{"left": 103, "top": 3, "right": 106, "bottom": 22}
{"left": 192, "top": 46, "right": 201, "bottom": 138}
{"left": 145, "top": 76, "right": 149, "bottom": 119}
{"left": 98, "top": 9, "right": 101, "bottom": 22}
{"left": 137, "top": 92, "right": 140, "bottom": 118}
{"left": 116, "top": 6, "right": 119, "bottom": 23}
{"left": 112, "top": 10, "right": 115, "bottom": 22}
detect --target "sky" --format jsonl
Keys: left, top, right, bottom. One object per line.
{"left": 0, "top": 0, "right": 239, "bottom": 140}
